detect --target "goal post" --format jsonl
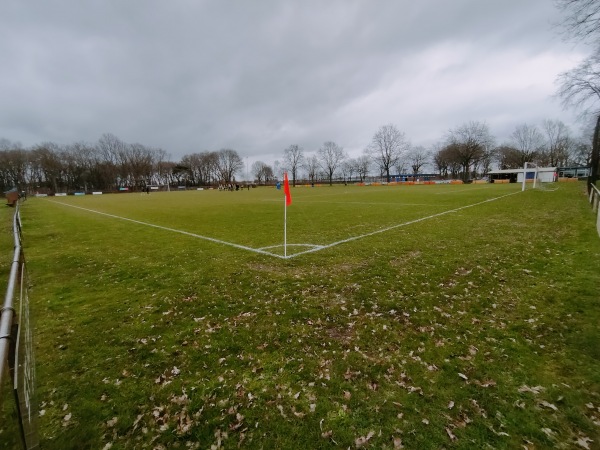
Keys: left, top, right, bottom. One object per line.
{"left": 521, "top": 162, "right": 558, "bottom": 192}
{"left": 521, "top": 162, "right": 538, "bottom": 192}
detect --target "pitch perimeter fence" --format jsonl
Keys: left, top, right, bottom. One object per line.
{"left": 589, "top": 183, "right": 600, "bottom": 238}
{"left": 0, "top": 203, "right": 38, "bottom": 449}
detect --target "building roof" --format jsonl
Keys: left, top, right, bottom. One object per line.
{"left": 488, "top": 167, "right": 557, "bottom": 174}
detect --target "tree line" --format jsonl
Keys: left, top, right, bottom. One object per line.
{"left": 0, "top": 117, "right": 591, "bottom": 194}
{"left": 267, "top": 119, "right": 590, "bottom": 187}
{"left": 556, "top": 0, "right": 600, "bottom": 191}
{"left": 0, "top": 134, "right": 245, "bottom": 193}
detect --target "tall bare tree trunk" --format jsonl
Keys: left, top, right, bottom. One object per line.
{"left": 589, "top": 114, "right": 600, "bottom": 193}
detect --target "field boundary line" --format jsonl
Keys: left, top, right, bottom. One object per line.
{"left": 284, "top": 190, "right": 522, "bottom": 258}
{"left": 434, "top": 185, "right": 496, "bottom": 195}
{"left": 48, "top": 201, "right": 286, "bottom": 258}
{"left": 48, "top": 191, "right": 520, "bottom": 259}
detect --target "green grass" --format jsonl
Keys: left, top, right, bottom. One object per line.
{"left": 2, "top": 182, "right": 600, "bottom": 449}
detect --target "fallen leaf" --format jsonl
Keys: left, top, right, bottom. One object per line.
{"left": 576, "top": 436, "right": 593, "bottom": 449}
{"left": 458, "top": 373, "right": 468, "bottom": 381}
{"left": 106, "top": 417, "right": 118, "bottom": 427}
{"left": 393, "top": 436, "right": 404, "bottom": 448}
{"left": 539, "top": 401, "right": 558, "bottom": 411}
{"left": 355, "top": 431, "right": 375, "bottom": 448}
{"left": 518, "top": 385, "right": 544, "bottom": 395}
{"left": 446, "top": 427, "right": 457, "bottom": 441}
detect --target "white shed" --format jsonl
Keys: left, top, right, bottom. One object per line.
{"left": 488, "top": 167, "right": 557, "bottom": 183}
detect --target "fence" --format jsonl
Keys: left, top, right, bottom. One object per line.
{"left": 0, "top": 203, "right": 38, "bottom": 449}
{"left": 589, "top": 184, "right": 600, "bottom": 238}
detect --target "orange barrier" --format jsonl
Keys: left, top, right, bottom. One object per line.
{"left": 450, "top": 180, "right": 464, "bottom": 185}
{"left": 558, "top": 178, "right": 579, "bottom": 182}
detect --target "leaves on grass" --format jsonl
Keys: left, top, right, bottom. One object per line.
{"left": 445, "top": 427, "right": 457, "bottom": 441}
{"left": 576, "top": 435, "right": 593, "bottom": 449}
{"left": 539, "top": 401, "right": 558, "bottom": 411}
{"left": 518, "top": 385, "right": 545, "bottom": 395}
{"left": 355, "top": 431, "right": 375, "bottom": 448}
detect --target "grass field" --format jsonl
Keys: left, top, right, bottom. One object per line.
{"left": 2, "top": 182, "right": 600, "bottom": 449}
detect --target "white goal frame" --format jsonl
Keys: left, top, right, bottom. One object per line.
{"left": 521, "top": 162, "right": 539, "bottom": 191}
{"left": 521, "top": 162, "right": 559, "bottom": 192}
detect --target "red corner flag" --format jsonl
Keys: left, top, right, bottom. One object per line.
{"left": 283, "top": 172, "right": 292, "bottom": 206}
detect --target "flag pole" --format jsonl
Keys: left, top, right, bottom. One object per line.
{"left": 283, "top": 171, "right": 291, "bottom": 258}
{"left": 284, "top": 195, "right": 287, "bottom": 258}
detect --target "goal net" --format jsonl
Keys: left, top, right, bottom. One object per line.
{"left": 521, "top": 162, "right": 558, "bottom": 191}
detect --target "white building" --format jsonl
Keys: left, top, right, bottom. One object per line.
{"left": 488, "top": 167, "right": 557, "bottom": 183}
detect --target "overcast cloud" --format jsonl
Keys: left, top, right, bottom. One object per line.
{"left": 0, "top": 0, "right": 586, "bottom": 165}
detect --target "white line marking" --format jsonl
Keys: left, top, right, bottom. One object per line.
{"left": 259, "top": 244, "right": 325, "bottom": 251}
{"left": 49, "top": 190, "right": 520, "bottom": 259}
{"left": 434, "top": 185, "right": 498, "bottom": 195}
{"left": 285, "top": 200, "right": 441, "bottom": 207}
{"left": 49, "top": 201, "right": 286, "bottom": 259}
{"left": 283, "top": 191, "right": 521, "bottom": 258}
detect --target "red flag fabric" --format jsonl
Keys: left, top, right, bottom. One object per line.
{"left": 283, "top": 172, "right": 292, "bottom": 206}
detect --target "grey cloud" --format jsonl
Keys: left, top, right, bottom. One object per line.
{"left": 0, "top": 0, "right": 582, "bottom": 161}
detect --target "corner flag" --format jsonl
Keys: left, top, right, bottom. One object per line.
{"left": 283, "top": 172, "right": 292, "bottom": 206}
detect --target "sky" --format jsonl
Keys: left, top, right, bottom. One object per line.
{"left": 0, "top": 0, "right": 588, "bottom": 167}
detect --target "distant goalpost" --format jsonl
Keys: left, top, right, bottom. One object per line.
{"left": 521, "top": 162, "right": 559, "bottom": 192}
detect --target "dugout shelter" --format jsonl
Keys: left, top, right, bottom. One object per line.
{"left": 488, "top": 167, "right": 557, "bottom": 183}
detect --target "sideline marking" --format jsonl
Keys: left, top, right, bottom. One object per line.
{"left": 434, "top": 185, "right": 496, "bottom": 195}
{"left": 49, "top": 190, "right": 520, "bottom": 259}
{"left": 50, "top": 201, "right": 285, "bottom": 258}
{"left": 283, "top": 190, "right": 521, "bottom": 258}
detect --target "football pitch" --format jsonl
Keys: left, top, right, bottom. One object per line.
{"left": 3, "top": 182, "right": 600, "bottom": 449}
{"left": 43, "top": 183, "right": 522, "bottom": 258}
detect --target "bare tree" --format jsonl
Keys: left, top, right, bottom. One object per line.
{"left": 96, "top": 133, "right": 127, "bottom": 189}
{"left": 251, "top": 161, "right": 274, "bottom": 184}
{"left": 216, "top": 149, "right": 244, "bottom": 183}
{"left": 556, "top": 1, "right": 600, "bottom": 189}
{"left": 432, "top": 146, "right": 450, "bottom": 179}
{"left": 447, "top": 121, "right": 494, "bottom": 182}
{"left": 510, "top": 123, "right": 545, "bottom": 166}
{"left": 571, "top": 138, "right": 592, "bottom": 165}
{"left": 557, "top": 0, "right": 600, "bottom": 43}
{"left": 355, "top": 154, "right": 371, "bottom": 182}
{"left": 406, "top": 145, "right": 430, "bottom": 177}
{"left": 181, "top": 151, "right": 218, "bottom": 186}
{"left": 283, "top": 144, "right": 304, "bottom": 187}
{"left": 303, "top": 155, "right": 320, "bottom": 184}
{"left": 0, "top": 140, "right": 27, "bottom": 192}
{"left": 342, "top": 159, "right": 359, "bottom": 183}
{"left": 30, "top": 142, "right": 63, "bottom": 192}
{"left": 541, "top": 119, "right": 572, "bottom": 166}
{"left": 367, "top": 124, "right": 409, "bottom": 182}
{"left": 558, "top": 57, "right": 600, "bottom": 188}
{"left": 393, "top": 157, "right": 408, "bottom": 178}
{"left": 317, "top": 141, "right": 346, "bottom": 186}
{"left": 495, "top": 145, "right": 521, "bottom": 169}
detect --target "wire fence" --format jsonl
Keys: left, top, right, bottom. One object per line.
{"left": 0, "top": 202, "right": 38, "bottom": 449}
{"left": 589, "top": 183, "right": 600, "bottom": 238}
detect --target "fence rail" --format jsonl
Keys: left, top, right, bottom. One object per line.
{"left": 1, "top": 203, "right": 38, "bottom": 449}
{"left": 589, "top": 184, "right": 600, "bottom": 237}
